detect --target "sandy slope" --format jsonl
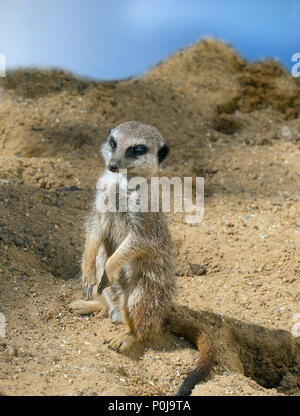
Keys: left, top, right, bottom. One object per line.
{"left": 0, "top": 38, "right": 299, "bottom": 396}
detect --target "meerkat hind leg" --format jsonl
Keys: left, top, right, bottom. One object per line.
{"left": 108, "top": 332, "right": 138, "bottom": 354}
{"left": 108, "top": 306, "right": 143, "bottom": 356}
{"left": 69, "top": 299, "right": 106, "bottom": 315}
{"left": 102, "top": 286, "right": 123, "bottom": 324}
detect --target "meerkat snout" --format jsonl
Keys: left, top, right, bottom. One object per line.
{"left": 101, "top": 121, "right": 169, "bottom": 177}
{"left": 108, "top": 163, "right": 118, "bottom": 172}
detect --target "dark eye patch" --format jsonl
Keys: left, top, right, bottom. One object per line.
{"left": 109, "top": 136, "right": 117, "bottom": 151}
{"left": 157, "top": 144, "right": 169, "bottom": 163}
{"left": 125, "top": 145, "right": 148, "bottom": 158}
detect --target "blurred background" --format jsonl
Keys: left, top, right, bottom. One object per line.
{"left": 0, "top": 0, "right": 299, "bottom": 80}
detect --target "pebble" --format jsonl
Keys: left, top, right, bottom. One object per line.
{"left": 279, "top": 126, "right": 300, "bottom": 142}
{"left": 188, "top": 263, "right": 207, "bottom": 276}
{"left": 101, "top": 387, "right": 127, "bottom": 396}
{"left": 8, "top": 347, "right": 18, "bottom": 357}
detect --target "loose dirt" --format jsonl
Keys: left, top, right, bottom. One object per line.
{"left": 0, "top": 38, "right": 299, "bottom": 396}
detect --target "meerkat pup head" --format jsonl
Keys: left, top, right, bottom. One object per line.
{"left": 101, "top": 121, "right": 169, "bottom": 178}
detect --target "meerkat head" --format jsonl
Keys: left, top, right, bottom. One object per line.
{"left": 101, "top": 121, "right": 169, "bottom": 178}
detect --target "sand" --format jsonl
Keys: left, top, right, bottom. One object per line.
{"left": 0, "top": 38, "right": 299, "bottom": 396}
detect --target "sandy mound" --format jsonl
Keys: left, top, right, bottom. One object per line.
{"left": 0, "top": 38, "right": 299, "bottom": 396}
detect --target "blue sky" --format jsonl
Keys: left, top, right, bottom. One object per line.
{"left": 0, "top": 0, "right": 299, "bottom": 80}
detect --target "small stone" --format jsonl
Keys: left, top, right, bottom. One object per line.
{"left": 279, "top": 126, "right": 300, "bottom": 142}
{"left": 188, "top": 263, "right": 207, "bottom": 276}
{"left": 13, "top": 238, "right": 27, "bottom": 247}
{"left": 0, "top": 342, "right": 7, "bottom": 352}
{"left": 260, "top": 301, "right": 266, "bottom": 306}
{"left": 226, "top": 222, "right": 234, "bottom": 228}
{"left": 101, "top": 387, "right": 127, "bottom": 396}
{"left": 279, "top": 126, "right": 293, "bottom": 140}
{"left": 8, "top": 347, "right": 18, "bottom": 357}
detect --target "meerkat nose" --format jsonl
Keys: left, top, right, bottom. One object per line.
{"left": 108, "top": 163, "right": 118, "bottom": 172}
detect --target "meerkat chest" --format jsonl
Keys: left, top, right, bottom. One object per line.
{"left": 95, "top": 171, "right": 131, "bottom": 248}
{"left": 106, "top": 211, "right": 130, "bottom": 248}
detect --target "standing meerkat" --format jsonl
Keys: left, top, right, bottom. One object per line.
{"left": 70, "top": 121, "right": 214, "bottom": 395}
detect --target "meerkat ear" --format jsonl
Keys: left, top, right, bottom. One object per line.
{"left": 158, "top": 144, "right": 169, "bottom": 164}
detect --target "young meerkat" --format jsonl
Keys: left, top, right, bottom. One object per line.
{"left": 70, "top": 121, "right": 214, "bottom": 395}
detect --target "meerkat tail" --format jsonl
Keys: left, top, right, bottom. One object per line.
{"left": 174, "top": 332, "right": 214, "bottom": 396}
{"left": 166, "top": 305, "right": 215, "bottom": 396}
{"left": 69, "top": 300, "right": 103, "bottom": 315}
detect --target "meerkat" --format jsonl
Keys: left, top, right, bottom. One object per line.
{"left": 70, "top": 121, "right": 214, "bottom": 396}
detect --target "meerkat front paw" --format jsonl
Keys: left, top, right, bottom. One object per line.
{"left": 82, "top": 271, "right": 98, "bottom": 300}
{"left": 105, "top": 258, "right": 119, "bottom": 284}
{"left": 108, "top": 332, "right": 137, "bottom": 354}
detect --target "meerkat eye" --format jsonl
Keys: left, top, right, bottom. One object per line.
{"left": 109, "top": 136, "right": 117, "bottom": 150}
{"left": 133, "top": 145, "right": 147, "bottom": 156}
{"left": 125, "top": 145, "right": 147, "bottom": 158}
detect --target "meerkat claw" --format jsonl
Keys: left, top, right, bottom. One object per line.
{"left": 108, "top": 333, "right": 136, "bottom": 354}
{"left": 83, "top": 283, "right": 95, "bottom": 300}
{"left": 88, "top": 284, "right": 94, "bottom": 300}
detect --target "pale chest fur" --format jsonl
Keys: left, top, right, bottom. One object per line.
{"left": 94, "top": 170, "right": 131, "bottom": 249}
